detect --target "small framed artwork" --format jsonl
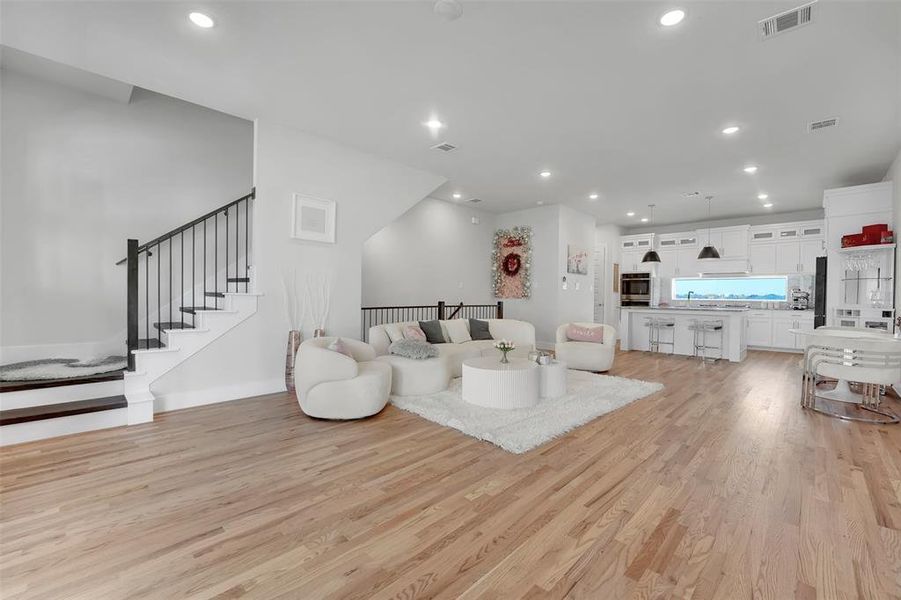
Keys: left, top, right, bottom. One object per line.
{"left": 566, "top": 245, "right": 589, "bottom": 275}
{"left": 291, "top": 193, "right": 336, "bottom": 243}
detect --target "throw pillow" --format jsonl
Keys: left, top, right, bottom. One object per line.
{"left": 469, "top": 318, "right": 494, "bottom": 341}
{"left": 403, "top": 324, "right": 427, "bottom": 341}
{"left": 389, "top": 339, "right": 439, "bottom": 360}
{"left": 418, "top": 320, "right": 447, "bottom": 344}
{"left": 384, "top": 323, "right": 405, "bottom": 343}
{"left": 444, "top": 319, "right": 472, "bottom": 344}
{"left": 327, "top": 337, "right": 353, "bottom": 358}
{"left": 567, "top": 324, "right": 604, "bottom": 343}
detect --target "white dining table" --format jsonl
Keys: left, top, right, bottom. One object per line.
{"left": 790, "top": 327, "right": 900, "bottom": 403}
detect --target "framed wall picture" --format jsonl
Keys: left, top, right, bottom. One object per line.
{"left": 492, "top": 226, "right": 532, "bottom": 299}
{"left": 291, "top": 193, "right": 336, "bottom": 243}
{"left": 566, "top": 245, "right": 589, "bottom": 275}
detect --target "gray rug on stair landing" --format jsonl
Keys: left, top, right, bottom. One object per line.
{"left": 0, "top": 356, "right": 127, "bottom": 381}
{"left": 391, "top": 370, "right": 663, "bottom": 454}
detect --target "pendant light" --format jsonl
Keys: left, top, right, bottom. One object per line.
{"left": 697, "top": 195, "right": 721, "bottom": 260}
{"left": 641, "top": 204, "right": 661, "bottom": 263}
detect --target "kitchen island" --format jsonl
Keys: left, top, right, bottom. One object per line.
{"left": 620, "top": 307, "right": 748, "bottom": 362}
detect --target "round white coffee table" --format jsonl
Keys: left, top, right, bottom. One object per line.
{"left": 461, "top": 357, "right": 539, "bottom": 409}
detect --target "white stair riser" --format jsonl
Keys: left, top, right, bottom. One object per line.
{"left": 0, "top": 408, "right": 128, "bottom": 446}
{"left": 0, "top": 380, "right": 124, "bottom": 411}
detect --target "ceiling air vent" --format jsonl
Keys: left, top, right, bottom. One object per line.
{"left": 431, "top": 142, "right": 457, "bottom": 152}
{"left": 808, "top": 117, "right": 839, "bottom": 132}
{"left": 759, "top": 1, "right": 815, "bottom": 40}
{"left": 468, "top": 198, "right": 482, "bottom": 203}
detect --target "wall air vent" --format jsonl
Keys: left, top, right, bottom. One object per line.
{"left": 808, "top": 117, "right": 839, "bottom": 132}
{"left": 759, "top": 1, "right": 815, "bottom": 40}
{"left": 431, "top": 142, "right": 457, "bottom": 152}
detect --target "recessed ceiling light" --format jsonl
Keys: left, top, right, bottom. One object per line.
{"left": 537, "top": 200, "right": 545, "bottom": 205}
{"left": 743, "top": 165, "right": 758, "bottom": 174}
{"left": 757, "top": 193, "right": 768, "bottom": 200}
{"left": 722, "top": 126, "right": 740, "bottom": 135}
{"left": 424, "top": 118, "right": 444, "bottom": 130}
{"left": 659, "top": 9, "right": 685, "bottom": 26}
{"left": 539, "top": 170, "right": 552, "bottom": 178}
{"left": 640, "top": 217, "right": 649, "bottom": 223}
{"left": 452, "top": 192, "right": 462, "bottom": 200}
{"left": 188, "top": 12, "right": 215, "bottom": 28}
{"left": 626, "top": 211, "right": 635, "bottom": 217}
{"left": 763, "top": 203, "right": 773, "bottom": 208}
{"left": 589, "top": 193, "right": 599, "bottom": 200}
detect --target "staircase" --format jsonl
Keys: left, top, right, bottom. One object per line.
{"left": 1, "top": 190, "right": 258, "bottom": 445}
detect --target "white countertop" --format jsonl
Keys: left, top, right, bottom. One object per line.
{"left": 621, "top": 306, "right": 749, "bottom": 313}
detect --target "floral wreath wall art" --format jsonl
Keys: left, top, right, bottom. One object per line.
{"left": 492, "top": 226, "right": 532, "bottom": 299}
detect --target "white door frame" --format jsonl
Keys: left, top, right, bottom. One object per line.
{"left": 593, "top": 242, "right": 608, "bottom": 326}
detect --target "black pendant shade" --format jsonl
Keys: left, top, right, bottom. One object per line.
{"left": 641, "top": 249, "right": 661, "bottom": 263}
{"left": 697, "top": 245, "right": 721, "bottom": 260}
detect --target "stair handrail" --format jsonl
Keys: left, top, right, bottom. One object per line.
{"left": 116, "top": 188, "right": 255, "bottom": 264}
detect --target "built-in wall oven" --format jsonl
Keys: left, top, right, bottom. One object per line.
{"left": 621, "top": 272, "right": 653, "bottom": 306}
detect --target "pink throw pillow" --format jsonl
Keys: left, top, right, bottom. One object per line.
{"left": 567, "top": 324, "right": 604, "bottom": 343}
{"left": 403, "top": 325, "right": 427, "bottom": 341}
{"left": 327, "top": 337, "right": 353, "bottom": 358}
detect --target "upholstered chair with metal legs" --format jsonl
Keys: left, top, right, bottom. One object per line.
{"left": 800, "top": 333, "right": 901, "bottom": 424}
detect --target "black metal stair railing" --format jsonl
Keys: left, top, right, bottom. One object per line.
{"left": 360, "top": 301, "right": 504, "bottom": 341}
{"left": 122, "top": 189, "right": 255, "bottom": 370}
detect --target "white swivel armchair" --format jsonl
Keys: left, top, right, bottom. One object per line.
{"left": 555, "top": 323, "right": 617, "bottom": 372}
{"left": 294, "top": 337, "right": 392, "bottom": 419}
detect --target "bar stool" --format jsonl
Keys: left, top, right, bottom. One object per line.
{"left": 689, "top": 319, "right": 723, "bottom": 363}
{"left": 645, "top": 317, "right": 675, "bottom": 354}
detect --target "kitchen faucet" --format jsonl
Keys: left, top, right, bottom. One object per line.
{"left": 687, "top": 291, "right": 694, "bottom": 306}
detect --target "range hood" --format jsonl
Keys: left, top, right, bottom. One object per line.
{"left": 696, "top": 258, "right": 750, "bottom": 276}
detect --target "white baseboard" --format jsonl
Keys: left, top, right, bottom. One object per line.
{"left": 152, "top": 378, "right": 286, "bottom": 413}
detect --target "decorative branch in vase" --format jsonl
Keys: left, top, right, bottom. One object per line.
{"left": 281, "top": 269, "right": 305, "bottom": 392}
{"left": 494, "top": 340, "right": 516, "bottom": 364}
{"left": 307, "top": 273, "right": 332, "bottom": 338}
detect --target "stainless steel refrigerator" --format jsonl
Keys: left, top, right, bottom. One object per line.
{"left": 814, "top": 255, "right": 827, "bottom": 328}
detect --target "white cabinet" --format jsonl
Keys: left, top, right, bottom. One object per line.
{"left": 799, "top": 239, "right": 824, "bottom": 273}
{"left": 772, "top": 313, "right": 815, "bottom": 350}
{"left": 657, "top": 249, "right": 677, "bottom": 279}
{"left": 746, "top": 311, "right": 773, "bottom": 346}
{"left": 771, "top": 315, "right": 797, "bottom": 349}
{"left": 703, "top": 226, "right": 749, "bottom": 259}
{"left": 620, "top": 250, "right": 653, "bottom": 273}
{"left": 676, "top": 246, "right": 699, "bottom": 277}
{"left": 749, "top": 244, "right": 776, "bottom": 274}
{"left": 775, "top": 243, "right": 800, "bottom": 274}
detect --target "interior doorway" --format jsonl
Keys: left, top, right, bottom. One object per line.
{"left": 593, "top": 243, "right": 607, "bottom": 326}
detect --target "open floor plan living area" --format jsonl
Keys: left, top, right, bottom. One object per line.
{"left": 1, "top": 1, "right": 900, "bottom": 598}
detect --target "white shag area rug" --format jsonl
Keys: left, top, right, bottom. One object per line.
{"left": 391, "top": 370, "right": 663, "bottom": 454}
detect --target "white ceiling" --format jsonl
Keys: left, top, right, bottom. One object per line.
{"left": 2, "top": 1, "right": 900, "bottom": 226}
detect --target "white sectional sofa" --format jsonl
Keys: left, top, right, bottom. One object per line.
{"left": 369, "top": 319, "right": 536, "bottom": 378}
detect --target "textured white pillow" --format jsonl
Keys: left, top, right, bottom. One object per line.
{"left": 384, "top": 323, "right": 405, "bottom": 343}
{"left": 444, "top": 319, "right": 472, "bottom": 344}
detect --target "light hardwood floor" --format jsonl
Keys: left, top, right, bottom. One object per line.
{"left": 2, "top": 349, "right": 900, "bottom": 599}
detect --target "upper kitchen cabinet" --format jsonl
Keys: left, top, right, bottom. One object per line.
{"left": 702, "top": 225, "right": 749, "bottom": 259}
{"left": 748, "top": 221, "right": 824, "bottom": 274}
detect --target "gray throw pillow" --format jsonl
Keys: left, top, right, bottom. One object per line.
{"left": 469, "top": 318, "right": 494, "bottom": 341}
{"left": 389, "top": 339, "right": 439, "bottom": 360}
{"left": 418, "top": 320, "right": 447, "bottom": 344}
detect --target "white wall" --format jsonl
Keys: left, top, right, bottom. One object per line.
{"left": 494, "top": 205, "right": 596, "bottom": 348}
{"left": 0, "top": 67, "right": 253, "bottom": 361}
{"left": 152, "top": 118, "right": 444, "bottom": 398}
{"left": 594, "top": 224, "right": 622, "bottom": 331}
{"left": 362, "top": 198, "right": 494, "bottom": 306}
{"left": 884, "top": 148, "right": 901, "bottom": 306}
{"left": 557, "top": 205, "right": 596, "bottom": 327}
